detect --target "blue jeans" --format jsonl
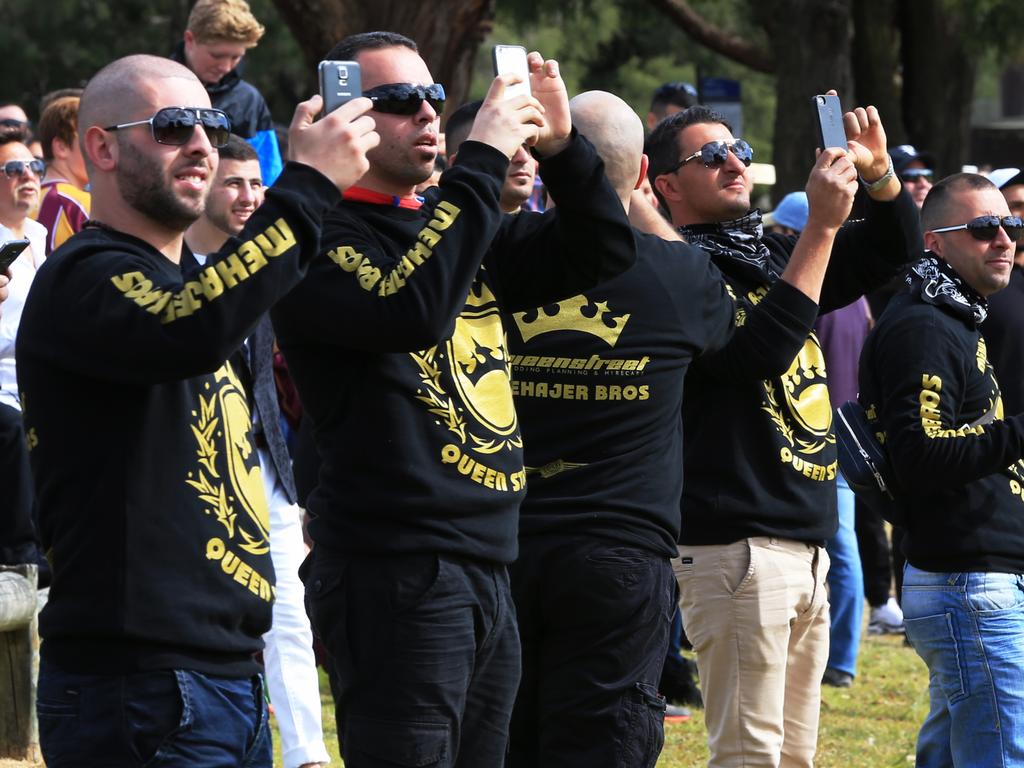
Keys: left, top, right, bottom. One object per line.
{"left": 902, "top": 565, "right": 1024, "bottom": 767}
{"left": 825, "top": 475, "right": 864, "bottom": 676}
{"left": 37, "top": 660, "right": 271, "bottom": 767}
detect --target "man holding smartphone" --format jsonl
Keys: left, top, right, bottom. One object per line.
{"left": 17, "top": 54, "right": 378, "bottom": 766}
{"left": 645, "top": 101, "right": 922, "bottom": 766}
{"left": 272, "top": 31, "right": 637, "bottom": 767}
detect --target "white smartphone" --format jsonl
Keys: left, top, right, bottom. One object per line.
{"left": 492, "top": 45, "right": 531, "bottom": 100}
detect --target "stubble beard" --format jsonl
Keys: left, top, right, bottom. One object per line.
{"left": 117, "top": 138, "right": 205, "bottom": 232}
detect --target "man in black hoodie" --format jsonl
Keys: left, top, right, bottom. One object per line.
{"left": 859, "top": 173, "right": 1024, "bottom": 768}
{"left": 273, "top": 31, "right": 637, "bottom": 768}
{"left": 645, "top": 101, "right": 922, "bottom": 766}
{"left": 18, "top": 53, "right": 377, "bottom": 766}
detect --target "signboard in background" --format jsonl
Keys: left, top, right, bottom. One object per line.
{"left": 699, "top": 77, "right": 742, "bottom": 138}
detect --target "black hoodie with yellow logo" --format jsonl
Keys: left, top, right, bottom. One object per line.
{"left": 679, "top": 189, "right": 922, "bottom": 545}
{"left": 272, "top": 134, "right": 636, "bottom": 565}
{"left": 860, "top": 259, "right": 1024, "bottom": 574}
{"left": 17, "top": 162, "right": 338, "bottom": 676}
{"left": 508, "top": 235, "right": 821, "bottom": 556}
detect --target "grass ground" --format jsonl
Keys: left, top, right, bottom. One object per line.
{"left": 271, "top": 631, "right": 929, "bottom": 767}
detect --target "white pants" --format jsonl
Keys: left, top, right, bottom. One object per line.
{"left": 260, "top": 449, "right": 329, "bottom": 767}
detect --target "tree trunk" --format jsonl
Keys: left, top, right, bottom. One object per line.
{"left": 1001, "top": 61, "right": 1024, "bottom": 117}
{"left": 851, "top": 0, "right": 904, "bottom": 144}
{"left": 900, "top": 0, "right": 976, "bottom": 176}
{"left": 751, "top": 0, "right": 854, "bottom": 202}
{"left": 268, "top": 0, "right": 496, "bottom": 114}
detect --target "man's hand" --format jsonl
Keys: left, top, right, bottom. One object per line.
{"left": 804, "top": 147, "right": 858, "bottom": 233}
{"left": 467, "top": 76, "right": 545, "bottom": 159}
{"left": 287, "top": 96, "right": 379, "bottom": 193}
{"left": 528, "top": 52, "right": 571, "bottom": 156}
{"left": 837, "top": 92, "right": 889, "bottom": 181}
{"left": 0, "top": 271, "right": 8, "bottom": 313}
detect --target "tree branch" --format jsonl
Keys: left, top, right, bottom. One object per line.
{"left": 643, "top": 0, "right": 775, "bottom": 74}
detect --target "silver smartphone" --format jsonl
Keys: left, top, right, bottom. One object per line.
{"left": 492, "top": 45, "right": 531, "bottom": 100}
{"left": 319, "top": 60, "right": 362, "bottom": 115}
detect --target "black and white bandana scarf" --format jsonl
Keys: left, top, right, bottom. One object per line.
{"left": 678, "top": 211, "right": 779, "bottom": 283}
{"left": 909, "top": 256, "right": 988, "bottom": 325}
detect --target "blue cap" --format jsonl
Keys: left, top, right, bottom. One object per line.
{"left": 763, "top": 191, "right": 809, "bottom": 233}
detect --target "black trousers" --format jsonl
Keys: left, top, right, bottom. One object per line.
{"left": 854, "top": 498, "right": 905, "bottom": 606}
{"left": 303, "top": 548, "right": 520, "bottom": 768}
{"left": 509, "top": 536, "right": 674, "bottom": 768}
{"left": 0, "top": 402, "right": 40, "bottom": 566}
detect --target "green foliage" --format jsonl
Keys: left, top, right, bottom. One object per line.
{"left": 469, "top": 0, "right": 777, "bottom": 160}
{"left": 0, "top": 0, "right": 304, "bottom": 124}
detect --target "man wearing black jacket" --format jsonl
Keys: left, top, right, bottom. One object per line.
{"left": 272, "top": 32, "right": 637, "bottom": 768}
{"left": 646, "top": 102, "right": 922, "bottom": 766}
{"left": 17, "top": 54, "right": 377, "bottom": 766}
{"left": 859, "top": 173, "right": 1024, "bottom": 767}
{"left": 506, "top": 90, "right": 854, "bottom": 768}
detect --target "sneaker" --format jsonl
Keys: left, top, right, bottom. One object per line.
{"left": 822, "top": 667, "right": 854, "bottom": 688}
{"left": 867, "top": 596, "right": 905, "bottom": 635}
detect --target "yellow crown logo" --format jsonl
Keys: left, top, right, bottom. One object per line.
{"left": 513, "top": 294, "right": 630, "bottom": 347}
{"left": 464, "top": 280, "right": 498, "bottom": 310}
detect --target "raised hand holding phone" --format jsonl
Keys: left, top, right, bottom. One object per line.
{"left": 287, "top": 94, "right": 378, "bottom": 193}
{"left": 467, "top": 75, "right": 545, "bottom": 159}
{"left": 526, "top": 52, "right": 571, "bottom": 156}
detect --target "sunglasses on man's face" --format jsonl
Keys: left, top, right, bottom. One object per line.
{"left": 931, "top": 215, "right": 1024, "bottom": 243}
{"left": 104, "top": 107, "right": 231, "bottom": 148}
{"left": 900, "top": 168, "right": 933, "bottom": 183}
{"left": 664, "top": 139, "right": 753, "bottom": 174}
{"left": 363, "top": 83, "right": 446, "bottom": 116}
{"left": 1, "top": 158, "right": 45, "bottom": 179}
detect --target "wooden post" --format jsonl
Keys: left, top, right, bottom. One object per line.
{"left": 0, "top": 564, "right": 39, "bottom": 760}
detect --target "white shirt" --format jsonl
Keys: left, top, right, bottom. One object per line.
{"left": 0, "top": 218, "right": 48, "bottom": 410}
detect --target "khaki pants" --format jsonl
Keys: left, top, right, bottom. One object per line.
{"left": 674, "top": 538, "right": 830, "bottom": 768}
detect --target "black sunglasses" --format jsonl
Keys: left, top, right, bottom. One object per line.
{"left": 931, "top": 215, "right": 1024, "bottom": 243}
{"left": 664, "top": 139, "right": 753, "bottom": 174}
{"left": 2, "top": 158, "right": 45, "bottom": 178}
{"left": 104, "top": 107, "right": 231, "bottom": 148}
{"left": 900, "top": 168, "right": 933, "bottom": 183}
{"left": 364, "top": 83, "right": 446, "bottom": 116}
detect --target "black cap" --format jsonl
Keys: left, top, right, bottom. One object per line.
{"left": 890, "top": 144, "right": 935, "bottom": 174}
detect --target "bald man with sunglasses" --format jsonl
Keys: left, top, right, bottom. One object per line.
{"left": 272, "top": 30, "right": 638, "bottom": 767}
{"left": 17, "top": 53, "right": 379, "bottom": 766}
{"left": 644, "top": 101, "right": 922, "bottom": 766}
{"left": 858, "top": 173, "right": 1024, "bottom": 767}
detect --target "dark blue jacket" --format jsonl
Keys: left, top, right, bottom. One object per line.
{"left": 171, "top": 43, "right": 283, "bottom": 184}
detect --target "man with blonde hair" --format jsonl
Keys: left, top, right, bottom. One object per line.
{"left": 172, "top": 0, "right": 283, "bottom": 183}
{"left": 35, "top": 95, "right": 91, "bottom": 255}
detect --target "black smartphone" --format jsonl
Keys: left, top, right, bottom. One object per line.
{"left": 0, "top": 238, "right": 29, "bottom": 273}
{"left": 492, "top": 45, "right": 531, "bottom": 100}
{"left": 812, "top": 94, "right": 847, "bottom": 150}
{"left": 319, "top": 60, "right": 362, "bottom": 116}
